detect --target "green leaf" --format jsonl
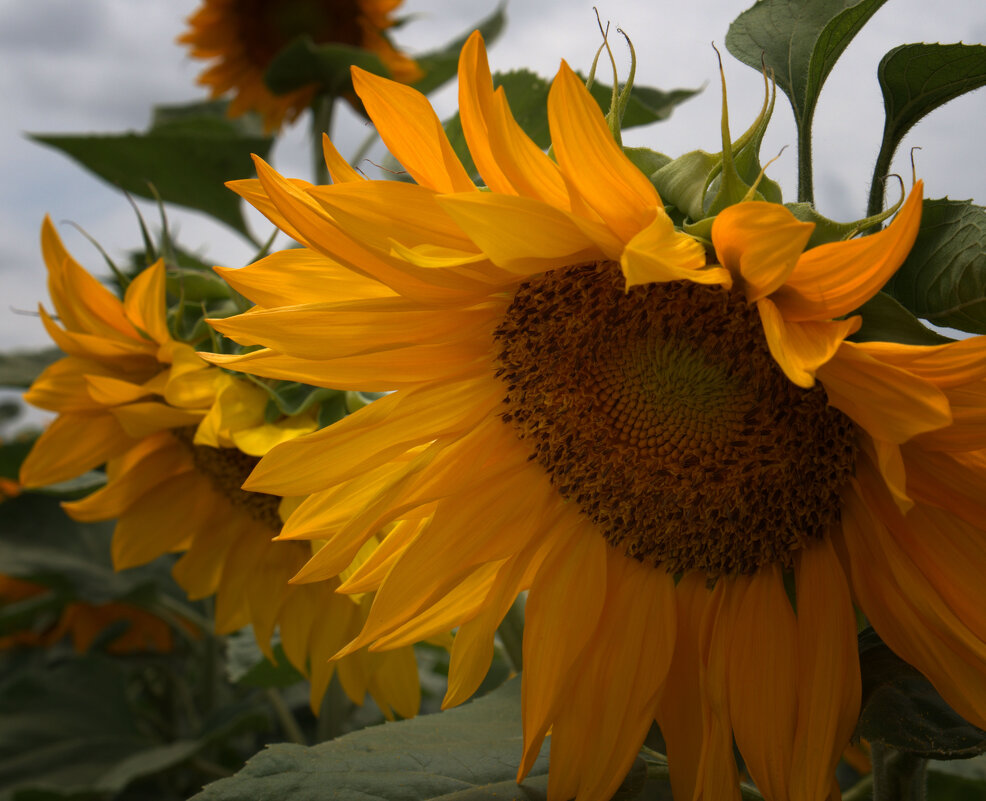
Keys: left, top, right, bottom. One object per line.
{"left": 849, "top": 292, "right": 953, "bottom": 346}
{"left": 0, "top": 349, "right": 61, "bottom": 389}
{"left": 192, "top": 677, "right": 551, "bottom": 801}
{"left": 623, "top": 147, "right": 671, "bottom": 180}
{"left": 31, "top": 101, "right": 272, "bottom": 239}
{"left": 726, "top": 0, "right": 889, "bottom": 201}
{"left": 857, "top": 627, "right": 986, "bottom": 758}
{"left": 883, "top": 198, "right": 986, "bottom": 334}
{"left": 264, "top": 38, "right": 389, "bottom": 96}
{"left": 868, "top": 44, "right": 986, "bottom": 216}
{"left": 411, "top": 2, "right": 507, "bottom": 96}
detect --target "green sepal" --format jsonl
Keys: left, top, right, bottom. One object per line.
{"left": 623, "top": 147, "right": 671, "bottom": 181}
{"left": 784, "top": 191, "right": 903, "bottom": 248}
{"left": 254, "top": 381, "right": 342, "bottom": 421}
{"left": 848, "top": 292, "right": 954, "bottom": 346}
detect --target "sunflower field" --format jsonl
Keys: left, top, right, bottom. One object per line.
{"left": 3, "top": 1, "right": 986, "bottom": 800}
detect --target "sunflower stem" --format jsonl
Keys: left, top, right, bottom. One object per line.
{"left": 311, "top": 95, "right": 334, "bottom": 186}
{"left": 871, "top": 743, "right": 928, "bottom": 801}
{"left": 797, "top": 117, "right": 814, "bottom": 204}
{"left": 497, "top": 596, "right": 526, "bottom": 673}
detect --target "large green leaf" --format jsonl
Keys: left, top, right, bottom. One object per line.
{"left": 31, "top": 102, "right": 272, "bottom": 240}
{"left": 868, "top": 43, "right": 986, "bottom": 216}
{"left": 193, "top": 678, "right": 551, "bottom": 801}
{"left": 726, "top": 0, "right": 888, "bottom": 200}
{"left": 411, "top": 2, "right": 507, "bottom": 96}
{"left": 849, "top": 292, "right": 953, "bottom": 346}
{"left": 884, "top": 198, "right": 986, "bottom": 334}
{"left": 856, "top": 627, "right": 986, "bottom": 758}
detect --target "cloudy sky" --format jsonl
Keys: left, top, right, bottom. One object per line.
{"left": 2, "top": 0, "right": 985, "bottom": 355}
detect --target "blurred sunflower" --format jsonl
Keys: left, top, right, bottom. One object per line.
{"left": 18, "top": 219, "right": 420, "bottom": 717}
{"left": 178, "top": 0, "right": 422, "bottom": 132}
{"left": 0, "top": 574, "right": 180, "bottom": 654}
{"left": 204, "top": 30, "right": 986, "bottom": 801}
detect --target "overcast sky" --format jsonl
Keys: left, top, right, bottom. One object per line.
{"left": 2, "top": 0, "right": 985, "bottom": 354}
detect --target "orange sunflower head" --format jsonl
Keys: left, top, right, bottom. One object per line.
{"left": 206, "top": 31, "right": 986, "bottom": 801}
{"left": 178, "top": 0, "right": 422, "bottom": 132}
{"left": 19, "top": 220, "right": 421, "bottom": 718}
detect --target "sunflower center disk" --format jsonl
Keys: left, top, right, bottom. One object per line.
{"left": 493, "top": 262, "right": 857, "bottom": 576}
{"left": 172, "top": 428, "right": 282, "bottom": 532}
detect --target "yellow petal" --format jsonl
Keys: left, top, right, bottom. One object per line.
{"left": 23, "top": 357, "right": 123, "bottom": 413}
{"left": 622, "top": 209, "right": 726, "bottom": 288}
{"left": 757, "top": 298, "right": 860, "bottom": 388}
{"left": 726, "top": 566, "right": 798, "bottom": 801}
{"left": 351, "top": 66, "right": 476, "bottom": 194}
{"left": 246, "top": 376, "right": 501, "bottom": 495}
{"left": 226, "top": 177, "right": 313, "bottom": 246}
{"left": 853, "top": 335, "right": 986, "bottom": 389}
{"left": 40, "top": 307, "right": 156, "bottom": 365}
{"left": 215, "top": 249, "right": 396, "bottom": 308}
{"left": 913, "top": 383, "right": 986, "bottom": 451}
{"left": 711, "top": 201, "right": 814, "bottom": 302}
{"left": 84, "top": 374, "right": 155, "bottom": 406}
{"left": 210, "top": 296, "right": 501, "bottom": 360}
{"left": 41, "top": 216, "right": 141, "bottom": 340}
{"left": 817, "top": 341, "right": 952, "bottom": 443}
{"left": 776, "top": 182, "right": 923, "bottom": 321}
{"left": 457, "top": 31, "right": 516, "bottom": 195}
{"left": 791, "top": 537, "right": 861, "bottom": 801}
{"left": 436, "top": 192, "right": 600, "bottom": 274}
{"left": 20, "top": 413, "right": 136, "bottom": 488}
{"left": 548, "top": 60, "right": 659, "bottom": 242}
{"left": 309, "top": 180, "right": 479, "bottom": 256}
{"left": 902, "top": 445, "right": 986, "bottom": 530}
{"left": 123, "top": 260, "right": 171, "bottom": 344}
{"left": 232, "top": 414, "right": 318, "bottom": 457}
{"left": 860, "top": 434, "right": 913, "bottom": 514}
{"left": 110, "top": 402, "right": 205, "bottom": 439}
{"left": 321, "top": 132, "right": 364, "bottom": 183}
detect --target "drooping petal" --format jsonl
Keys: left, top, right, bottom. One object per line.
{"left": 19, "top": 413, "right": 136, "bottom": 488}
{"left": 321, "top": 132, "right": 365, "bottom": 183}
{"left": 123, "top": 260, "right": 171, "bottom": 344}
{"left": 902, "top": 445, "right": 986, "bottom": 529}
{"left": 726, "top": 566, "right": 798, "bottom": 801}
{"left": 711, "top": 201, "right": 814, "bottom": 302}
{"left": 757, "top": 298, "right": 859, "bottom": 388}
{"left": 791, "top": 537, "right": 861, "bottom": 801}
{"left": 351, "top": 66, "right": 476, "bottom": 194}
{"left": 817, "top": 341, "right": 952, "bottom": 443}
{"left": 775, "top": 182, "right": 923, "bottom": 321}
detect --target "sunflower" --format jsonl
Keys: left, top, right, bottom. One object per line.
{"left": 0, "top": 574, "right": 181, "bottom": 654}
{"left": 18, "top": 220, "right": 420, "bottom": 717}
{"left": 204, "top": 31, "right": 986, "bottom": 801}
{"left": 178, "top": 0, "right": 422, "bottom": 132}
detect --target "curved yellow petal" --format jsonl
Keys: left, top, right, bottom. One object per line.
{"left": 226, "top": 177, "right": 313, "bottom": 246}
{"left": 123, "top": 260, "right": 170, "bottom": 344}
{"left": 776, "top": 181, "right": 923, "bottom": 321}
{"left": 110, "top": 402, "right": 206, "bottom": 439}
{"left": 621, "top": 209, "right": 725, "bottom": 288}
{"left": 712, "top": 201, "right": 814, "bottom": 302}
{"left": 457, "top": 31, "right": 517, "bottom": 195}
{"left": 860, "top": 434, "right": 913, "bottom": 514}
{"left": 854, "top": 335, "right": 986, "bottom": 389}
{"left": 23, "top": 357, "right": 121, "bottom": 413}
{"left": 757, "top": 298, "right": 860, "bottom": 388}
{"left": 351, "top": 66, "right": 476, "bottom": 194}
{"left": 548, "top": 60, "right": 659, "bottom": 241}
{"left": 817, "top": 341, "right": 952, "bottom": 443}
{"left": 436, "top": 192, "right": 600, "bottom": 274}
{"left": 321, "top": 132, "right": 365, "bottom": 184}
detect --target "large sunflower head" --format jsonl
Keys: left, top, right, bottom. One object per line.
{"left": 19, "top": 221, "right": 420, "bottom": 717}
{"left": 178, "top": 0, "right": 422, "bottom": 132}
{"left": 206, "top": 31, "right": 986, "bottom": 801}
